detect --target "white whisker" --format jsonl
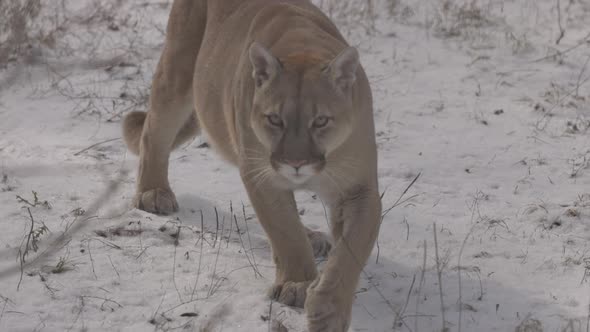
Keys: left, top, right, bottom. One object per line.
{"left": 323, "top": 169, "right": 345, "bottom": 197}
{"left": 253, "top": 168, "right": 275, "bottom": 192}
{"left": 328, "top": 165, "right": 356, "bottom": 188}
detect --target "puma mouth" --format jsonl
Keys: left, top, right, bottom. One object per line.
{"left": 278, "top": 164, "right": 317, "bottom": 184}
{"left": 286, "top": 173, "right": 313, "bottom": 184}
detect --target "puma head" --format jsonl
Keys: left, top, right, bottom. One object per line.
{"left": 248, "top": 42, "right": 359, "bottom": 185}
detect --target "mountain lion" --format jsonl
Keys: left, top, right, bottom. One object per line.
{"left": 122, "top": 0, "right": 381, "bottom": 330}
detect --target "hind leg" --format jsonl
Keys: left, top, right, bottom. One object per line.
{"left": 135, "top": 0, "right": 206, "bottom": 215}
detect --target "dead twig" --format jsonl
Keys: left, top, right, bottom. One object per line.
{"left": 414, "top": 240, "right": 427, "bottom": 332}
{"left": 267, "top": 300, "right": 274, "bottom": 332}
{"left": 16, "top": 208, "right": 48, "bottom": 290}
{"left": 576, "top": 56, "right": 590, "bottom": 98}
{"left": 73, "top": 138, "right": 121, "bottom": 156}
{"left": 433, "top": 223, "right": 448, "bottom": 332}
{"left": 532, "top": 32, "right": 590, "bottom": 62}
{"left": 107, "top": 255, "right": 120, "bottom": 279}
{"left": 86, "top": 239, "right": 97, "bottom": 279}
{"left": 0, "top": 294, "right": 13, "bottom": 325}
{"left": 555, "top": 0, "right": 565, "bottom": 45}
{"left": 213, "top": 207, "right": 219, "bottom": 247}
{"left": 67, "top": 296, "right": 85, "bottom": 332}
{"left": 16, "top": 190, "right": 51, "bottom": 209}
{"left": 80, "top": 295, "right": 123, "bottom": 311}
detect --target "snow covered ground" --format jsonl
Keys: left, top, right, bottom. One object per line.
{"left": 1, "top": 0, "right": 590, "bottom": 331}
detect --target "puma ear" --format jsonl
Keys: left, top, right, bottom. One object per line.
{"left": 326, "top": 47, "right": 359, "bottom": 93}
{"left": 249, "top": 42, "right": 281, "bottom": 88}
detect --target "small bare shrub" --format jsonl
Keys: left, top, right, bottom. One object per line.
{"left": 314, "top": 0, "right": 377, "bottom": 36}
{"left": 0, "top": 0, "right": 41, "bottom": 67}
{"left": 515, "top": 316, "right": 544, "bottom": 332}
{"left": 433, "top": 0, "right": 494, "bottom": 39}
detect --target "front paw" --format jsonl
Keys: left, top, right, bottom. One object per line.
{"left": 306, "top": 229, "right": 332, "bottom": 258}
{"left": 268, "top": 280, "right": 312, "bottom": 308}
{"left": 305, "top": 278, "right": 350, "bottom": 332}
{"left": 134, "top": 188, "right": 179, "bottom": 215}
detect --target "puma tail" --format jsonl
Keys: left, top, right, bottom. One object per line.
{"left": 122, "top": 111, "right": 200, "bottom": 156}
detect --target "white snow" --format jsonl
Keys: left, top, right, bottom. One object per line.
{"left": 1, "top": 0, "right": 590, "bottom": 331}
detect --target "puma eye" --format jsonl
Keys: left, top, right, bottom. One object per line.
{"left": 266, "top": 114, "right": 284, "bottom": 127}
{"left": 312, "top": 116, "right": 331, "bottom": 129}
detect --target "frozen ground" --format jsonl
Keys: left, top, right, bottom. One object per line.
{"left": 1, "top": 0, "right": 590, "bottom": 331}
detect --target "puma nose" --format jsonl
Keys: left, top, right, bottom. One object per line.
{"left": 284, "top": 159, "right": 308, "bottom": 169}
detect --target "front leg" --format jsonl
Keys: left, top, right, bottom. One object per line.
{"left": 305, "top": 185, "right": 381, "bottom": 332}
{"left": 240, "top": 171, "right": 318, "bottom": 308}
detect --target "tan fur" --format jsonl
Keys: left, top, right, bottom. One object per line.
{"left": 282, "top": 52, "right": 325, "bottom": 67}
{"left": 122, "top": 1, "right": 381, "bottom": 330}
{"left": 123, "top": 111, "right": 199, "bottom": 155}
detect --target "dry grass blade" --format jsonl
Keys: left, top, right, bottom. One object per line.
{"left": 242, "top": 203, "right": 260, "bottom": 276}
{"left": 207, "top": 209, "right": 225, "bottom": 298}
{"left": 17, "top": 208, "right": 36, "bottom": 290}
{"left": 381, "top": 172, "right": 421, "bottom": 219}
{"left": 457, "top": 225, "right": 476, "bottom": 332}
{"left": 377, "top": 172, "right": 421, "bottom": 263}
{"left": 172, "top": 225, "right": 183, "bottom": 303}
{"left": 393, "top": 274, "right": 416, "bottom": 330}
{"left": 190, "top": 211, "right": 206, "bottom": 301}
{"left": 233, "top": 214, "right": 263, "bottom": 279}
